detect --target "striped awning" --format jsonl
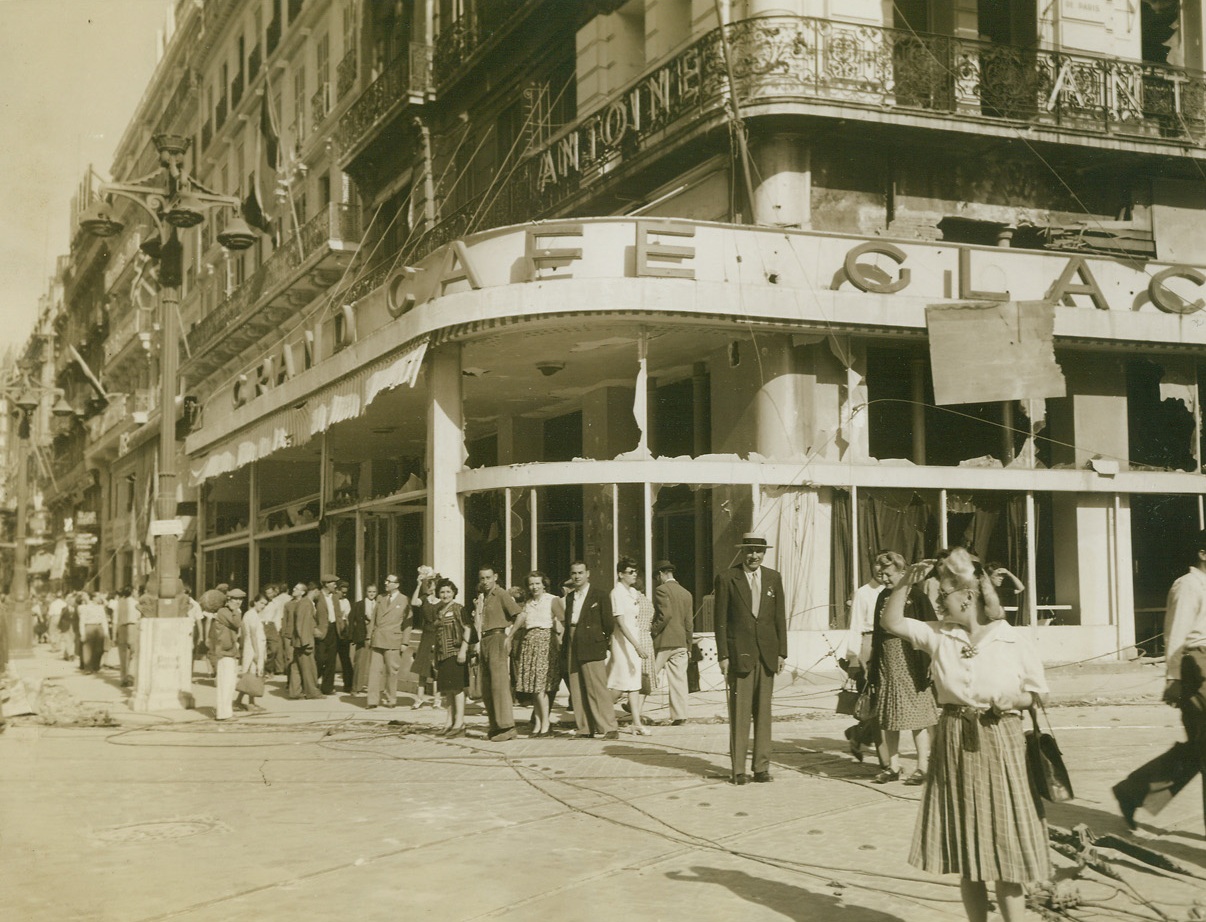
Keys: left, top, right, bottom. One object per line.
{"left": 188, "top": 338, "right": 428, "bottom": 486}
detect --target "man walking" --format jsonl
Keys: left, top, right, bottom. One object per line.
{"left": 366, "top": 575, "right": 408, "bottom": 708}
{"left": 473, "top": 566, "right": 521, "bottom": 741}
{"left": 652, "top": 560, "right": 693, "bottom": 725}
{"left": 315, "top": 574, "right": 342, "bottom": 695}
{"left": 282, "top": 582, "right": 323, "bottom": 700}
{"left": 1114, "top": 529, "right": 1206, "bottom": 831}
{"left": 715, "top": 534, "right": 787, "bottom": 785}
{"left": 563, "top": 561, "right": 618, "bottom": 739}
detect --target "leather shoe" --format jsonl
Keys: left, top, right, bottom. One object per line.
{"left": 671, "top": 719, "right": 686, "bottom": 726}
{"left": 872, "top": 768, "right": 901, "bottom": 784}
{"left": 752, "top": 771, "right": 772, "bottom": 783}
{"left": 491, "top": 728, "right": 517, "bottom": 742}
{"left": 849, "top": 739, "right": 864, "bottom": 763}
{"left": 732, "top": 774, "right": 749, "bottom": 785}
{"left": 602, "top": 730, "right": 619, "bottom": 740}
{"left": 1112, "top": 781, "right": 1141, "bottom": 830}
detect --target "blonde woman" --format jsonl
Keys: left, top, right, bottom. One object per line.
{"left": 881, "top": 547, "right": 1049, "bottom": 922}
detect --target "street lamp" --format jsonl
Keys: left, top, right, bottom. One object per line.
{"left": 79, "top": 133, "right": 255, "bottom": 710}
{"left": 2, "top": 379, "right": 74, "bottom": 666}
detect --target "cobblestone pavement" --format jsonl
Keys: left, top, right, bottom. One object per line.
{"left": 2, "top": 646, "right": 1202, "bottom": 922}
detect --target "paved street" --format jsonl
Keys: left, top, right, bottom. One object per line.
{"left": 2, "top": 647, "right": 1203, "bottom": 922}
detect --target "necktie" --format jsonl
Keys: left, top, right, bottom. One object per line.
{"left": 751, "top": 569, "right": 761, "bottom": 618}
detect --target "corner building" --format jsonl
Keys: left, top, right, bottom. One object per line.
{"left": 162, "top": 0, "right": 1206, "bottom": 665}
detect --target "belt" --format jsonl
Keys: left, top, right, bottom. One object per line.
{"left": 482, "top": 627, "right": 507, "bottom": 637}
{"left": 941, "top": 704, "right": 1020, "bottom": 752}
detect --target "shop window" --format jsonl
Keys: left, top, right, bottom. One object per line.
{"left": 256, "top": 458, "right": 320, "bottom": 531}
{"left": 651, "top": 378, "right": 704, "bottom": 458}
{"left": 205, "top": 544, "right": 250, "bottom": 590}
{"left": 257, "top": 531, "right": 321, "bottom": 590}
{"left": 204, "top": 468, "right": 251, "bottom": 538}
{"left": 466, "top": 433, "right": 498, "bottom": 469}
{"left": 1127, "top": 359, "right": 1197, "bottom": 472}
{"left": 1141, "top": 0, "right": 1182, "bottom": 64}
{"left": 1130, "top": 493, "right": 1199, "bottom": 655}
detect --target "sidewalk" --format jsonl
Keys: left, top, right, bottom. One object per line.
{"left": 2, "top": 641, "right": 1169, "bottom": 729}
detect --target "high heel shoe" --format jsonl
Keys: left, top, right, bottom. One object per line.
{"left": 445, "top": 725, "right": 466, "bottom": 739}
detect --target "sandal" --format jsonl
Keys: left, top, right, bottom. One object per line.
{"left": 903, "top": 769, "right": 926, "bottom": 786}
{"left": 633, "top": 726, "right": 651, "bottom": 736}
{"left": 871, "top": 768, "right": 901, "bottom": 784}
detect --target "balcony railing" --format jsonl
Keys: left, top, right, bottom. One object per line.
{"left": 86, "top": 393, "right": 129, "bottom": 443}
{"left": 337, "top": 42, "right": 432, "bottom": 156}
{"left": 103, "top": 308, "right": 151, "bottom": 365}
{"left": 404, "top": 15, "right": 1206, "bottom": 266}
{"left": 311, "top": 82, "right": 331, "bottom": 126}
{"left": 336, "top": 46, "right": 357, "bottom": 100}
{"left": 432, "top": 0, "right": 525, "bottom": 86}
{"left": 187, "top": 202, "right": 362, "bottom": 358}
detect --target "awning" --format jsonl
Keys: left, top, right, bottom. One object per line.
{"left": 188, "top": 338, "right": 428, "bottom": 486}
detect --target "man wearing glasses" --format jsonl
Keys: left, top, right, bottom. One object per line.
{"left": 366, "top": 575, "right": 409, "bottom": 709}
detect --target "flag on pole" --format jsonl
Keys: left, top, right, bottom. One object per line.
{"left": 245, "top": 77, "right": 282, "bottom": 235}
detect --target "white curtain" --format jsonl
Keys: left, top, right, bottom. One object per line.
{"left": 753, "top": 486, "right": 831, "bottom": 631}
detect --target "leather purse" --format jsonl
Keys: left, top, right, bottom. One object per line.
{"left": 236, "top": 672, "right": 265, "bottom": 697}
{"left": 1025, "top": 704, "right": 1074, "bottom": 802}
{"left": 835, "top": 679, "right": 860, "bottom": 716}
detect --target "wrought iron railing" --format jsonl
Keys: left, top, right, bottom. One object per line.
{"left": 187, "top": 203, "right": 362, "bottom": 357}
{"left": 396, "top": 15, "right": 1206, "bottom": 272}
{"left": 432, "top": 0, "right": 525, "bottom": 86}
{"left": 336, "top": 46, "right": 357, "bottom": 100}
{"left": 86, "top": 393, "right": 129, "bottom": 442}
{"left": 336, "top": 42, "right": 432, "bottom": 154}
{"left": 102, "top": 308, "right": 150, "bottom": 364}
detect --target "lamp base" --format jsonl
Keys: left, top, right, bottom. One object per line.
{"left": 132, "top": 618, "right": 195, "bottom": 712}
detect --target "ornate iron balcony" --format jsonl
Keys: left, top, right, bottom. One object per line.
{"left": 432, "top": 0, "right": 526, "bottom": 86}
{"left": 336, "top": 46, "right": 357, "bottom": 100}
{"left": 311, "top": 82, "right": 331, "bottom": 126}
{"left": 186, "top": 202, "right": 362, "bottom": 361}
{"left": 336, "top": 42, "right": 431, "bottom": 158}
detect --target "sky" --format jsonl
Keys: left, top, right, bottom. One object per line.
{"left": 0, "top": 0, "right": 169, "bottom": 354}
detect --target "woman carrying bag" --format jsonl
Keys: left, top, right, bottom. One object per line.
{"left": 880, "top": 547, "right": 1049, "bottom": 922}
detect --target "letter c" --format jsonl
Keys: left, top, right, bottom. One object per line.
{"left": 843, "top": 242, "right": 911, "bottom": 294}
{"left": 1149, "top": 265, "right": 1206, "bottom": 314}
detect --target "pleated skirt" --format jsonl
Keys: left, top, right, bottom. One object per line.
{"left": 909, "top": 711, "right": 1052, "bottom": 883}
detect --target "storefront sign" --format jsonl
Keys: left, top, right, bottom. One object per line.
{"left": 223, "top": 219, "right": 1206, "bottom": 411}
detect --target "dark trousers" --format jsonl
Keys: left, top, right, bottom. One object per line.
{"left": 287, "top": 645, "right": 322, "bottom": 699}
{"left": 728, "top": 661, "right": 775, "bottom": 777}
{"left": 316, "top": 628, "right": 340, "bottom": 693}
{"left": 264, "top": 623, "right": 284, "bottom": 675}
{"left": 479, "top": 631, "right": 514, "bottom": 733}
{"left": 1116, "top": 649, "right": 1206, "bottom": 826}
{"left": 82, "top": 625, "right": 106, "bottom": 673}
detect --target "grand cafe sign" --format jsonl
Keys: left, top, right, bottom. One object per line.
{"left": 227, "top": 219, "right": 1206, "bottom": 409}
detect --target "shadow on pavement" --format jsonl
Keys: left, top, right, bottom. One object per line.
{"left": 665, "top": 866, "right": 907, "bottom": 921}
{"left": 602, "top": 743, "right": 727, "bottom": 780}
{"left": 1045, "top": 798, "right": 1206, "bottom": 869}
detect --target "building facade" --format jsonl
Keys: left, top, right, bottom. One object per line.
{"left": 30, "top": 0, "right": 1206, "bottom": 664}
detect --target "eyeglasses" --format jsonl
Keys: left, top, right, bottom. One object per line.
{"left": 385, "top": 578, "right": 399, "bottom": 583}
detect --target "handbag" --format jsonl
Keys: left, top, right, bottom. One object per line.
{"left": 853, "top": 686, "right": 875, "bottom": 722}
{"left": 467, "top": 656, "right": 483, "bottom": 701}
{"left": 835, "top": 679, "right": 860, "bottom": 716}
{"left": 236, "top": 672, "right": 265, "bottom": 697}
{"left": 1025, "top": 704, "right": 1074, "bottom": 802}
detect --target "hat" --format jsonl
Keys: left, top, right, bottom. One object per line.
{"left": 654, "top": 560, "right": 676, "bottom": 573}
{"left": 737, "top": 533, "right": 772, "bottom": 549}
{"left": 320, "top": 573, "right": 339, "bottom": 584}
{"left": 226, "top": 588, "right": 247, "bottom": 600}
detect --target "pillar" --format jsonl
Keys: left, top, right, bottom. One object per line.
{"left": 751, "top": 134, "right": 810, "bottom": 228}
{"left": 426, "top": 344, "right": 465, "bottom": 594}
{"left": 497, "top": 415, "right": 543, "bottom": 464}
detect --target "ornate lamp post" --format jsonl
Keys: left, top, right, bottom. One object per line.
{"left": 79, "top": 133, "right": 255, "bottom": 710}
{"left": 2, "top": 380, "right": 74, "bottom": 667}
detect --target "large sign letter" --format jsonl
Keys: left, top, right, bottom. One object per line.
{"left": 842, "top": 242, "right": 911, "bottom": 294}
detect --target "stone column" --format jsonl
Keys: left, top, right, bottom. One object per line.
{"left": 426, "top": 344, "right": 465, "bottom": 592}
{"left": 751, "top": 134, "right": 810, "bottom": 228}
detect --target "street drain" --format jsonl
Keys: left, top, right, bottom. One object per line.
{"left": 93, "top": 817, "right": 230, "bottom": 844}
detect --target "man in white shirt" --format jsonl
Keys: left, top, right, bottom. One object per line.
{"left": 1114, "top": 530, "right": 1206, "bottom": 831}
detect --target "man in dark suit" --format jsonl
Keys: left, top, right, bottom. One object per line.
{"left": 714, "top": 533, "right": 787, "bottom": 784}
{"left": 315, "top": 573, "right": 343, "bottom": 695}
{"left": 282, "top": 582, "right": 324, "bottom": 700}
{"left": 366, "top": 574, "right": 409, "bottom": 708}
{"left": 653, "top": 559, "right": 694, "bottom": 725}
{"left": 349, "top": 583, "right": 377, "bottom": 694}
{"left": 563, "top": 560, "right": 618, "bottom": 739}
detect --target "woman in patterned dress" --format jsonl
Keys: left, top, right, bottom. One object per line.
{"left": 513, "top": 571, "right": 564, "bottom": 736}
{"left": 869, "top": 550, "right": 938, "bottom": 784}
{"left": 607, "top": 556, "right": 652, "bottom": 735}
{"left": 882, "top": 547, "right": 1050, "bottom": 922}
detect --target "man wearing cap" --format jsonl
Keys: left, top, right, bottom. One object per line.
{"left": 315, "top": 574, "right": 343, "bottom": 695}
{"left": 653, "top": 560, "right": 694, "bottom": 725}
{"left": 211, "top": 589, "right": 246, "bottom": 720}
{"left": 714, "top": 534, "right": 787, "bottom": 784}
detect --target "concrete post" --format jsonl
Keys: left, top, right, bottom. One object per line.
{"left": 751, "top": 135, "right": 810, "bottom": 228}
{"left": 425, "top": 344, "right": 465, "bottom": 594}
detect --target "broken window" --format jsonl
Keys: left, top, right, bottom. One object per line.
{"left": 1127, "top": 359, "right": 1197, "bottom": 472}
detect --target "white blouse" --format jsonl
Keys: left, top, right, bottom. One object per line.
{"left": 892, "top": 618, "right": 1048, "bottom": 709}
{"left": 522, "top": 593, "right": 557, "bottom": 630}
